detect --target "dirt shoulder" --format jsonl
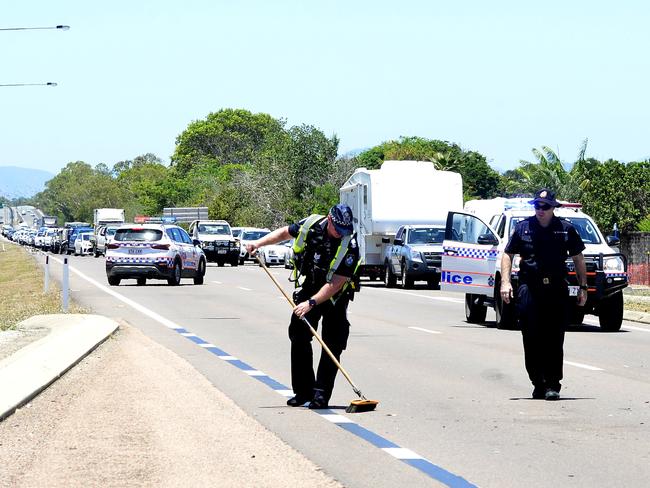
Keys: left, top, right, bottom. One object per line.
{"left": 0, "top": 322, "right": 343, "bottom": 488}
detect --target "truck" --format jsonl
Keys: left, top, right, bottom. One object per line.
{"left": 339, "top": 160, "right": 464, "bottom": 283}
{"left": 441, "top": 198, "right": 628, "bottom": 331}
{"left": 39, "top": 215, "right": 57, "bottom": 227}
{"left": 383, "top": 224, "right": 447, "bottom": 288}
{"left": 188, "top": 220, "right": 239, "bottom": 266}
{"left": 94, "top": 208, "right": 125, "bottom": 227}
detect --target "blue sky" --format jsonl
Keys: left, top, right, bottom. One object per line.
{"left": 2, "top": 1, "right": 649, "bottom": 175}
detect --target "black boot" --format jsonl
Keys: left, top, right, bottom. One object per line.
{"left": 286, "top": 394, "right": 311, "bottom": 407}
{"left": 307, "top": 389, "right": 329, "bottom": 409}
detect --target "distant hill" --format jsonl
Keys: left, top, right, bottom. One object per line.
{"left": 0, "top": 166, "right": 54, "bottom": 199}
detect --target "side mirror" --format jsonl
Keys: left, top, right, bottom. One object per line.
{"left": 606, "top": 235, "right": 620, "bottom": 246}
{"left": 393, "top": 238, "right": 403, "bottom": 246}
{"left": 477, "top": 233, "right": 499, "bottom": 246}
{"left": 193, "top": 239, "right": 201, "bottom": 247}
{"left": 381, "top": 237, "right": 390, "bottom": 244}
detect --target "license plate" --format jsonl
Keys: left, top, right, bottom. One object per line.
{"left": 568, "top": 286, "right": 579, "bottom": 296}
{"left": 128, "top": 248, "right": 143, "bottom": 255}
{"left": 218, "top": 249, "right": 227, "bottom": 254}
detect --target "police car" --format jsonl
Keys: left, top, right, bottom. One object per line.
{"left": 441, "top": 198, "right": 628, "bottom": 331}
{"left": 105, "top": 218, "right": 206, "bottom": 286}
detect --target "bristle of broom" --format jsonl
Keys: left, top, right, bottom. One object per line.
{"left": 345, "top": 399, "right": 379, "bottom": 413}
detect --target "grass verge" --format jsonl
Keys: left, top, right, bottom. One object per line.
{"left": 0, "top": 242, "right": 85, "bottom": 331}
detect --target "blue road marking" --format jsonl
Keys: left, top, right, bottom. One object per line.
{"left": 172, "top": 327, "right": 477, "bottom": 488}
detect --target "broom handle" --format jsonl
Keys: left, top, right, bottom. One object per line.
{"left": 255, "top": 254, "right": 363, "bottom": 397}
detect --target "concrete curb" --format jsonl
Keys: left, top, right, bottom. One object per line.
{"left": 0, "top": 314, "right": 119, "bottom": 421}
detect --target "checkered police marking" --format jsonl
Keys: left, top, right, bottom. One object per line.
{"left": 445, "top": 246, "right": 498, "bottom": 260}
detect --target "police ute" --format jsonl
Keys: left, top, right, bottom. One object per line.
{"left": 105, "top": 218, "right": 206, "bottom": 286}
{"left": 441, "top": 198, "right": 628, "bottom": 331}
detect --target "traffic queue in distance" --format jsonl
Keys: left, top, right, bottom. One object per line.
{"left": 2, "top": 160, "right": 629, "bottom": 330}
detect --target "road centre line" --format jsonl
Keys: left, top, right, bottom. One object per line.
{"left": 409, "top": 327, "right": 442, "bottom": 335}
{"left": 581, "top": 317, "right": 649, "bottom": 333}
{"left": 237, "top": 286, "right": 252, "bottom": 291}
{"left": 375, "top": 288, "right": 464, "bottom": 303}
{"left": 563, "top": 360, "right": 604, "bottom": 371}
{"left": 48, "top": 256, "right": 476, "bottom": 488}
{"left": 211, "top": 280, "right": 222, "bottom": 284}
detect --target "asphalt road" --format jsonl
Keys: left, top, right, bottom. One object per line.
{"left": 41, "top": 253, "right": 650, "bottom": 488}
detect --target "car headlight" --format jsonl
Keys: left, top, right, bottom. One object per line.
{"left": 603, "top": 256, "right": 624, "bottom": 272}
{"left": 409, "top": 249, "right": 424, "bottom": 262}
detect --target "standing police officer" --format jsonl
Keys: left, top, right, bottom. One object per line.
{"left": 247, "top": 204, "right": 360, "bottom": 409}
{"left": 500, "top": 189, "right": 587, "bottom": 401}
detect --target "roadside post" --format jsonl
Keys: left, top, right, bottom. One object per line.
{"left": 44, "top": 254, "right": 50, "bottom": 293}
{"left": 62, "top": 257, "right": 69, "bottom": 312}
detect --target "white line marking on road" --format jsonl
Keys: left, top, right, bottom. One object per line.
{"left": 49, "top": 256, "right": 184, "bottom": 330}
{"left": 377, "top": 288, "right": 464, "bottom": 303}
{"left": 382, "top": 447, "right": 423, "bottom": 460}
{"left": 211, "top": 280, "right": 222, "bottom": 284}
{"left": 237, "top": 286, "right": 252, "bottom": 291}
{"left": 218, "top": 355, "right": 238, "bottom": 360}
{"left": 244, "top": 370, "right": 266, "bottom": 376}
{"left": 198, "top": 343, "right": 217, "bottom": 348}
{"left": 276, "top": 389, "right": 294, "bottom": 397}
{"left": 409, "top": 327, "right": 442, "bottom": 335}
{"left": 623, "top": 325, "right": 650, "bottom": 332}
{"left": 321, "top": 414, "right": 355, "bottom": 424}
{"left": 180, "top": 332, "right": 198, "bottom": 337}
{"left": 564, "top": 360, "right": 604, "bottom": 371}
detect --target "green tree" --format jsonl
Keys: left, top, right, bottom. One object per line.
{"left": 171, "top": 108, "right": 286, "bottom": 175}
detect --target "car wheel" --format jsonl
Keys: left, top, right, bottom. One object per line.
{"left": 167, "top": 261, "right": 182, "bottom": 286}
{"left": 218, "top": 261, "right": 225, "bottom": 267}
{"left": 465, "top": 293, "right": 487, "bottom": 323}
{"left": 400, "top": 261, "right": 414, "bottom": 289}
{"left": 598, "top": 291, "right": 623, "bottom": 331}
{"left": 108, "top": 276, "right": 121, "bottom": 286}
{"left": 194, "top": 259, "right": 206, "bottom": 285}
{"left": 239, "top": 257, "right": 245, "bottom": 265}
{"left": 384, "top": 262, "right": 397, "bottom": 288}
{"left": 230, "top": 258, "right": 239, "bottom": 267}
{"left": 136, "top": 277, "right": 146, "bottom": 286}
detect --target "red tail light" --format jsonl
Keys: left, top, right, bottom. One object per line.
{"left": 106, "top": 243, "right": 119, "bottom": 249}
{"left": 151, "top": 243, "right": 170, "bottom": 250}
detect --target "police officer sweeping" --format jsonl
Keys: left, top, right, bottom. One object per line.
{"left": 246, "top": 204, "right": 360, "bottom": 409}
{"left": 501, "top": 189, "right": 588, "bottom": 401}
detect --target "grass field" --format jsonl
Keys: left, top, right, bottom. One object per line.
{"left": 0, "top": 242, "right": 84, "bottom": 331}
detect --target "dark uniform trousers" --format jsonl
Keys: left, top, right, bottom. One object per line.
{"left": 517, "top": 281, "right": 569, "bottom": 392}
{"left": 289, "top": 288, "right": 350, "bottom": 403}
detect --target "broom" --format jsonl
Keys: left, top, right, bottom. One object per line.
{"left": 255, "top": 254, "right": 378, "bottom": 413}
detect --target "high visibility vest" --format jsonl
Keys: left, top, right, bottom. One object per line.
{"left": 290, "top": 214, "right": 358, "bottom": 301}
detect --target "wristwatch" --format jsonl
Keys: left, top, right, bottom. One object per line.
{"left": 308, "top": 298, "right": 317, "bottom": 307}
{"left": 579, "top": 285, "right": 588, "bottom": 291}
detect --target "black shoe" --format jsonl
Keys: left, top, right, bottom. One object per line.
{"left": 532, "top": 386, "right": 546, "bottom": 399}
{"left": 307, "top": 390, "right": 329, "bottom": 410}
{"left": 544, "top": 389, "right": 560, "bottom": 401}
{"left": 286, "top": 394, "right": 310, "bottom": 407}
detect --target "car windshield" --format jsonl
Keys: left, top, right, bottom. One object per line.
{"left": 81, "top": 234, "right": 91, "bottom": 241}
{"left": 114, "top": 228, "right": 163, "bottom": 242}
{"left": 407, "top": 228, "right": 444, "bottom": 244}
{"left": 508, "top": 217, "right": 601, "bottom": 244}
{"left": 242, "top": 230, "right": 269, "bottom": 240}
{"left": 106, "top": 227, "right": 117, "bottom": 236}
{"left": 198, "top": 224, "right": 230, "bottom": 235}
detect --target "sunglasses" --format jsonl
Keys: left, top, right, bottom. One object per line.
{"left": 534, "top": 203, "right": 551, "bottom": 211}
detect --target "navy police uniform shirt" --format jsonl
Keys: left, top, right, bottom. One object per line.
{"left": 288, "top": 217, "right": 360, "bottom": 289}
{"left": 504, "top": 215, "right": 585, "bottom": 284}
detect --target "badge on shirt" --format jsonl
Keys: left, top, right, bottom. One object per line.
{"left": 345, "top": 255, "right": 354, "bottom": 266}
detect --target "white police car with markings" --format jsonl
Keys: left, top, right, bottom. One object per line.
{"left": 105, "top": 219, "right": 206, "bottom": 286}
{"left": 441, "top": 198, "right": 628, "bottom": 331}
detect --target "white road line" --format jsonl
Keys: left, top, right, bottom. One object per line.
{"left": 409, "top": 326, "right": 442, "bottom": 335}
{"left": 377, "top": 288, "right": 464, "bottom": 303}
{"left": 49, "top": 256, "right": 183, "bottom": 330}
{"left": 564, "top": 360, "right": 604, "bottom": 371}
{"left": 623, "top": 325, "right": 650, "bottom": 332}
{"left": 237, "top": 286, "right": 252, "bottom": 291}
{"left": 382, "top": 447, "right": 423, "bottom": 460}
{"left": 211, "top": 280, "right": 222, "bottom": 284}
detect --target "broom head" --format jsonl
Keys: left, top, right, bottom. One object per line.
{"left": 346, "top": 399, "right": 379, "bottom": 413}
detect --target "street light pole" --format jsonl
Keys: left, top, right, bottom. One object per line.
{"left": 0, "top": 82, "right": 57, "bottom": 87}
{"left": 0, "top": 25, "right": 69, "bottom": 31}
